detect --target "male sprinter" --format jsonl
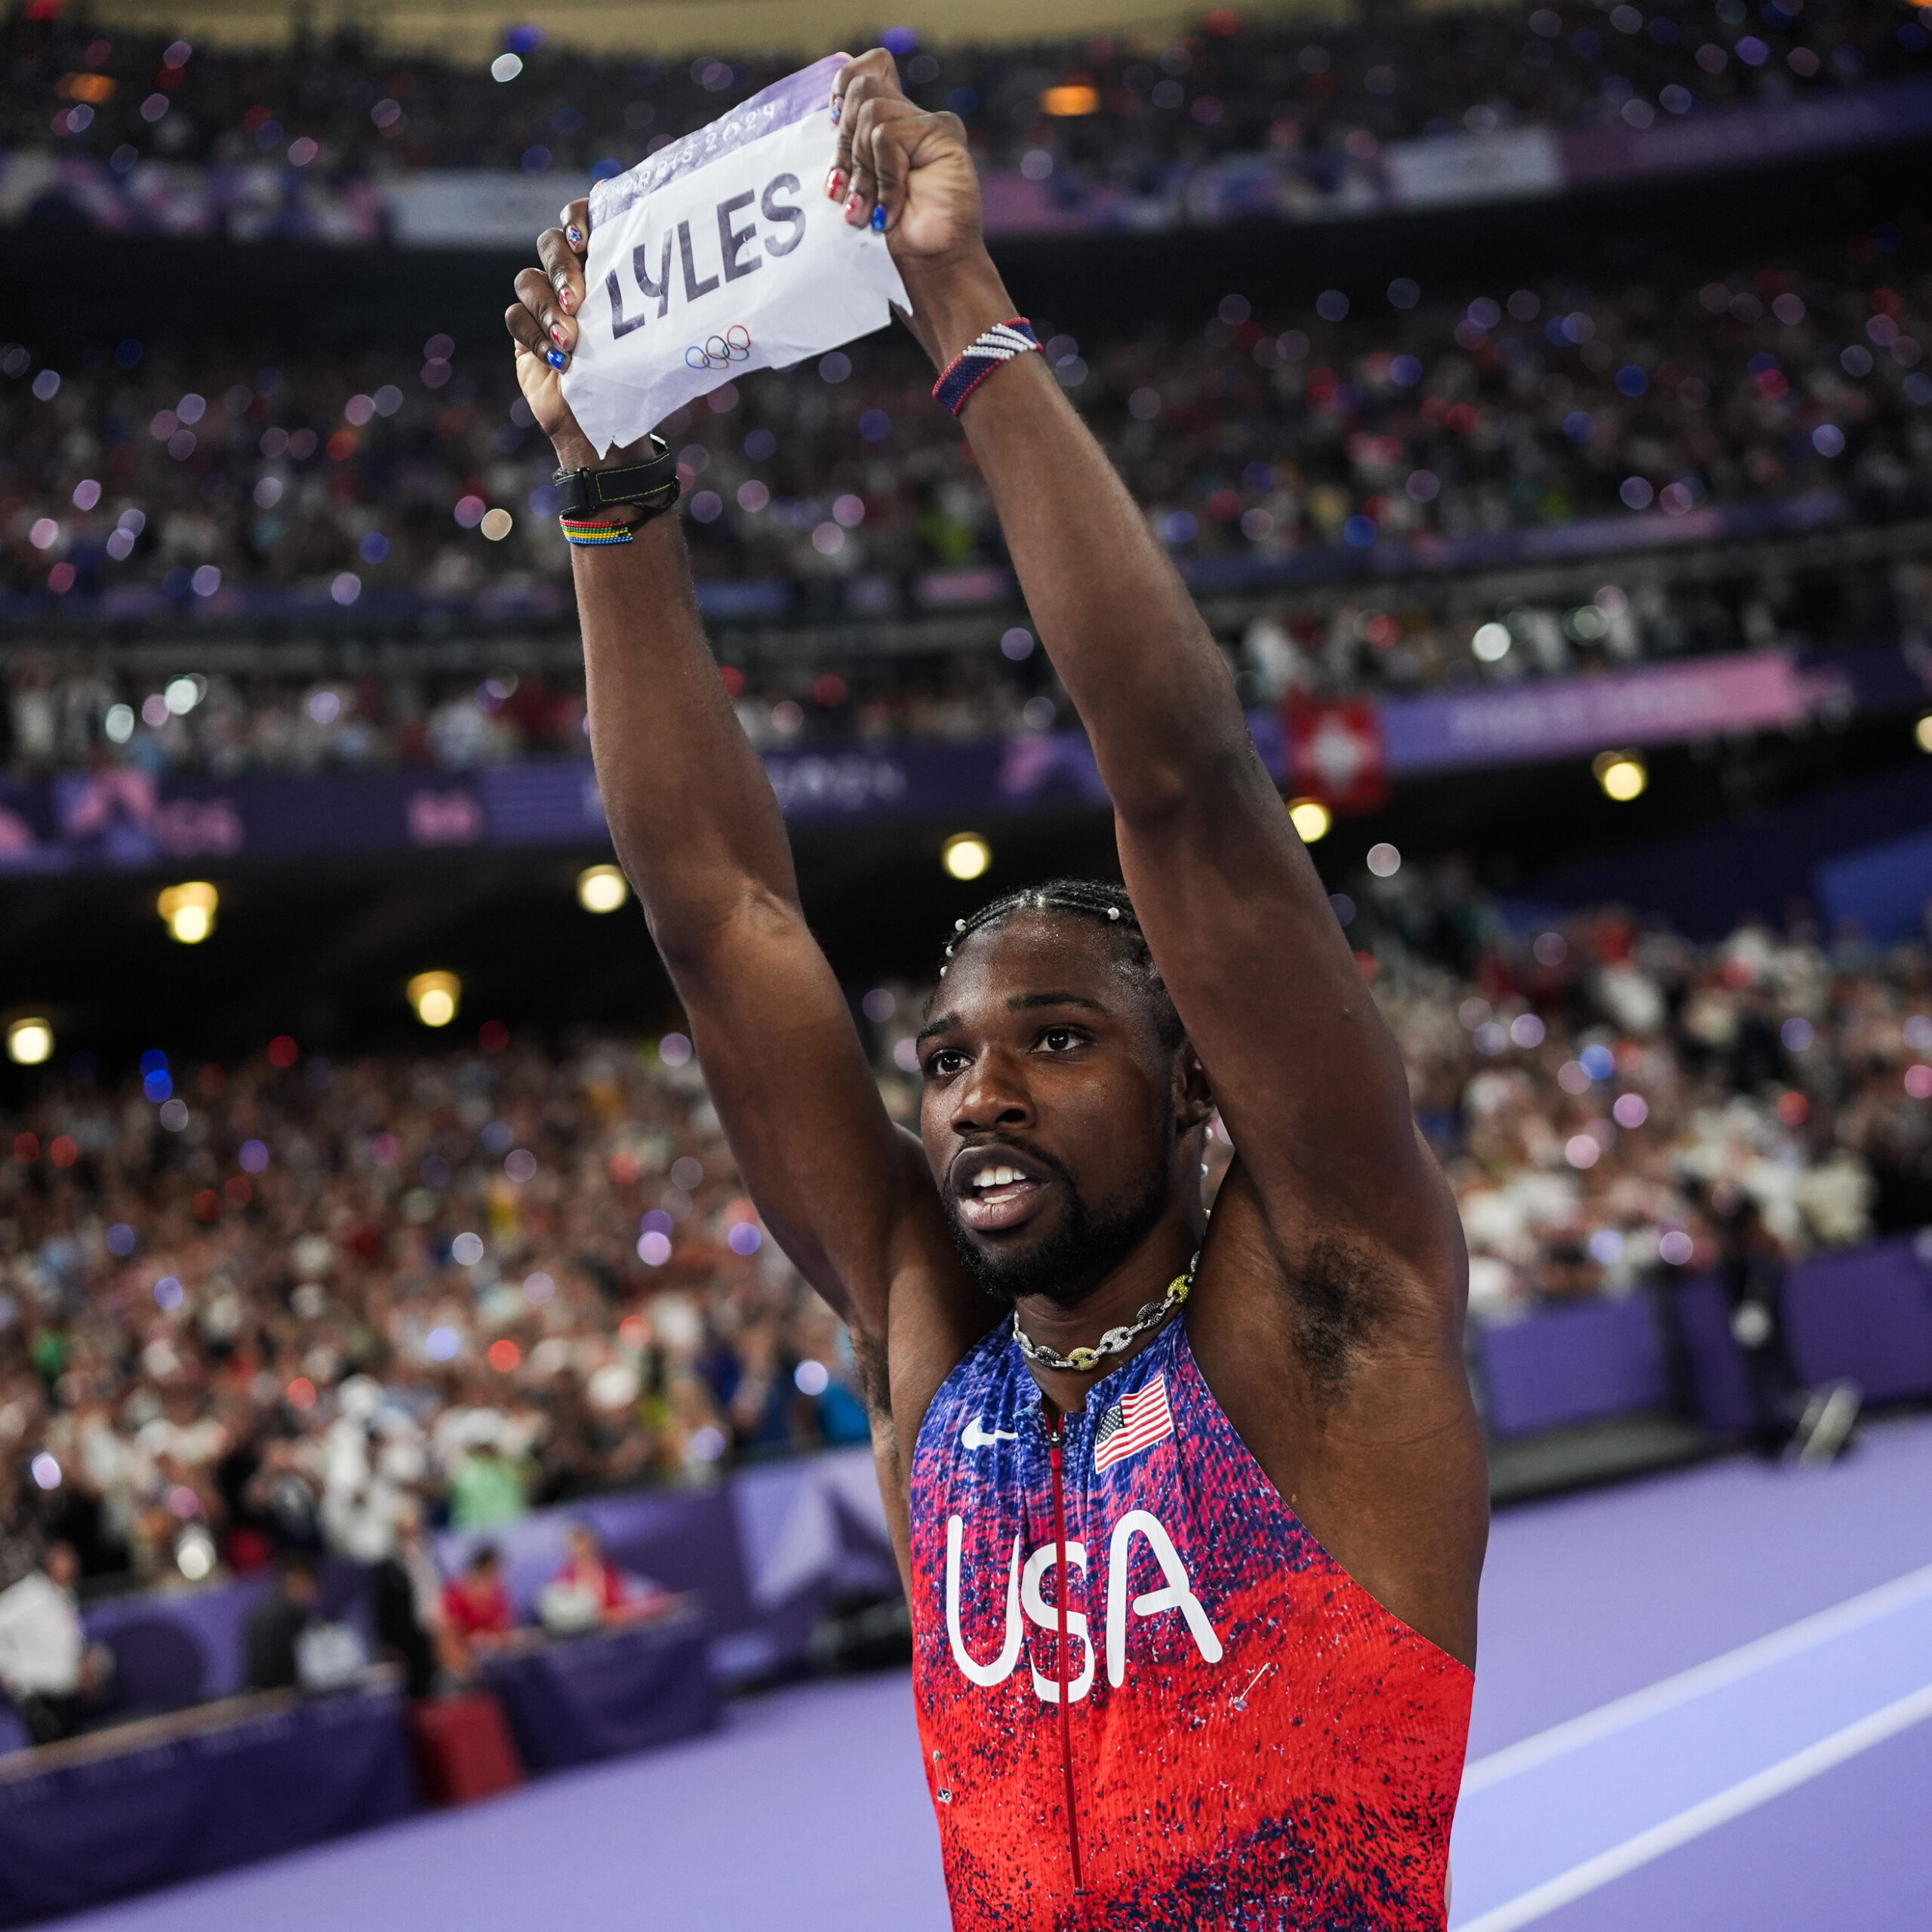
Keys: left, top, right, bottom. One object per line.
{"left": 506, "top": 49, "right": 1484, "bottom": 1930}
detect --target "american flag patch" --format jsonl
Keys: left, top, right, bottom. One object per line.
{"left": 1093, "top": 1373, "right": 1175, "bottom": 1472}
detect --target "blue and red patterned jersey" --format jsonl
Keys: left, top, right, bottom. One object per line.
{"left": 908, "top": 1312, "right": 1472, "bottom": 1930}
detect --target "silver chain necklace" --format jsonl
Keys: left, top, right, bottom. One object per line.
{"left": 1011, "top": 1253, "right": 1198, "bottom": 1374}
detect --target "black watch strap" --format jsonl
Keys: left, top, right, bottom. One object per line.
{"left": 552, "top": 435, "right": 680, "bottom": 517}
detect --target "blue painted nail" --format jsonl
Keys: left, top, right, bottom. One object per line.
{"left": 870, "top": 204, "right": 886, "bottom": 232}
{"left": 567, "top": 226, "right": 583, "bottom": 246}
{"left": 546, "top": 347, "right": 568, "bottom": 371}
{"left": 831, "top": 98, "right": 841, "bottom": 124}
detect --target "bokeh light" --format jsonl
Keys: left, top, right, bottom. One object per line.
{"left": 1593, "top": 752, "right": 1648, "bottom": 801}
{"left": 6, "top": 1017, "right": 53, "bottom": 1066}
{"left": 577, "top": 863, "right": 630, "bottom": 913}
{"left": 157, "top": 881, "right": 219, "bottom": 944}
{"left": 942, "top": 832, "right": 992, "bottom": 881}
{"left": 1287, "top": 798, "right": 1332, "bottom": 842}
{"left": 407, "top": 971, "right": 461, "bottom": 1027}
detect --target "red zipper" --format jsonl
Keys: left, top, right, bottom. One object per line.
{"left": 1046, "top": 1409, "right": 1088, "bottom": 1903}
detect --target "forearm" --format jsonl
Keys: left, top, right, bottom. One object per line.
{"left": 571, "top": 511, "right": 802, "bottom": 956}
{"left": 905, "top": 260, "right": 1261, "bottom": 826}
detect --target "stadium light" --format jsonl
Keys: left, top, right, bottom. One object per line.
{"left": 6, "top": 1017, "right": 54, "bottom": 1066}
{"left": 1287, "top": 797, "right": 1332, "bottom": 842}
{"left": 1592, "top": 750, "right": 1647, "bottom": 801}
{"left": 407, "top": 971, "right": 461, "bottom": 1027}
{"left": 157, "top": 881, "right": 218, "bottom": 944}
{"left": 1915, "top": 712, "right": 1932, "bottom": 753}
{"left": 577, "top": 863, "right": 629, "bottom": 913}
{"left": 1041, "top": 85, "right": 1100, "bottom": 115}
{"left": 942, "top": 833, "right": 992, "bottom": 881}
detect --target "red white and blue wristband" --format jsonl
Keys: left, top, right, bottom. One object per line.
{"left": 932, "top": 318, "right": 1041, "bottom": 417}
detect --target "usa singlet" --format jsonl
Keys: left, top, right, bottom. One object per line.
{"left": 908, "top": 1314, "right": 1472, "bottom": 1931}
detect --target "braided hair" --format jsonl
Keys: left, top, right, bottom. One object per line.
{"left": 937, "top": 878, "right": 1185, "bottom": 1050}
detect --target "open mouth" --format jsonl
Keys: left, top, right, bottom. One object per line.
{"left": 951, "top": 1147, "right": 1054, "bottom": 1233}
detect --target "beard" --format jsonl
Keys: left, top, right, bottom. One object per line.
{"left": 943, "top": 1158, "right": 1171, "bottom": 1310}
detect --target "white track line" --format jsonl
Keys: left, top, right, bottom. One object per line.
{"left": 1454, "top": 1678, "right": 1932, "bottom": 1932}
{"left": 1462, "top": 1561, "right": 1932, "bottom": 1794}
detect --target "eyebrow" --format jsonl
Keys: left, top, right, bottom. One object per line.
{"left": 912, "top": 992, "right": 1109, "bottom": 1048}
{"left": 1006, "top": 992, "right": 1109, "bottom": 1014}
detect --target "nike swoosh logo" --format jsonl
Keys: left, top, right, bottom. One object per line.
{"left": 961, "top": 1418, "right": 1020, "bottom": 1450}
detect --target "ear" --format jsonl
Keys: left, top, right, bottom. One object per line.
{"left": 1172, "top": 1045, "right": 1214, "bottom": 1134}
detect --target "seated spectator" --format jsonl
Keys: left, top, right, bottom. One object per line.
{"left": 368, "top": 1500, "right": 445, "bottom": 1697}
{"left": 243, "top": 1549, "right": 320, "bottom": 1692}
{"left": 537, "top": 1524, "right": 668, "bottom": 1634}
{"left": 0, "top": 1544, "right": 110, "bottom": 1744}
{"left": 440, "top": 1545, "right": 515, "bottom": 1677}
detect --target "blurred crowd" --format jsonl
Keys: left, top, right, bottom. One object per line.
{"left": 4, "top": 879, "right": 1930, "bottom": 1592}
{"left": 0, "top": 1027, "right": 872, "bottom": 1592}
{"left": 5, "top": 527, "right": 1929, "bottom": 778}
{"left": 1358, "top": 872, "right": 1927, "bottom": 1320}
{"left": 3, "top": 1, "right": 1927, "bottom": 176}
{"left": 3, "top": 235, "right": 1927, "bottom": 675}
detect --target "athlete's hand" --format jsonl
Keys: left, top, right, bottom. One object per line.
{"left": 503, "top": 198, "right": 606, "bottom": 470}
{"left": 829, "top": 52, "right": 1014, "bottom": 371}
{"left": 830, "top": 56, "right": 987, "bottom": 270}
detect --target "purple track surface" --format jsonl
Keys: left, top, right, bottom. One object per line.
{"left": 49, "top": 1415, "right": 1932, "bottom": 1932}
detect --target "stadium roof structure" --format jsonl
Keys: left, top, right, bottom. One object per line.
{"left": 78, "top": 0, "right": 1414, "bottom": 61}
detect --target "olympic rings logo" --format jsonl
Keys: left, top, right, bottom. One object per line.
{"left": 685, "top": 325, "right": 752, "bottom": 371}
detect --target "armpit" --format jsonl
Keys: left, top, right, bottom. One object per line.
{"left": 1288, "top": 1229, "right": 1404, "bottom": 1388}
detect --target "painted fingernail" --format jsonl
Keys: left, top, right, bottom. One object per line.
{"left": 549, "top": 323, "right": 568, "bottom": 346}
{"left": 870, "top": 205, "right": 887, "bottom": 232}
{"left": 831, "top": 98, "right": 842, "bottom": 124}
{"left": 546, "top": 347, "right": 568, "bottom": 371}
{"left": 826, "top": 168, "right": 848, "bottom": 200}
{"left": 567, "top": 226, "right": 584, "bottom": 247}
{"left": 558, "top": 285, "right": 575, "bottom": 311}
{"left": 845, "top": 193, "right": 863, "bottom": 218}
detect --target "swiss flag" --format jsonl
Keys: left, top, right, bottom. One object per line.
{"left": 1283, "top": 698, "right": 1387, "bottom": 814}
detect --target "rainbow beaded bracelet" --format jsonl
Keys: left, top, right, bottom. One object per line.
{"left": 559, "top": 516, "right": 638, "bottom": 548}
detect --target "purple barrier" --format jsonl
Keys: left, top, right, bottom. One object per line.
{"left": 68, "top": 1450, "right": 891, "bottom": 1722}
{"left": 1786, "top": 1238, "right": 1932, "bottom": 1404}
{"left": 1666, "top": 1244, "right": 1932, "bottom": 1436}
{"left": 481, "top": 1611, "right": 718, "bottom": 1773}
{"left": 1475, "top": 1295, "right": 1668, "bottom": 1438}
{"left": 82, "top": 1558, "right": 369, "bottom": 1709}
{"left": 1380, "top": 651, "right": 1805, "bottom": 778}
{"left": 436, "top": 1484, "right": 748, "bottom": 1649}
{"left": 1672, "top": 1276, "right": 1759, "bottom": 1436}
{"left": 1559, "top": 75, "right": 1932, "bottom": 187}
{"left": 435, "top": 1444, "right": 897, "bottom": 1681}
{"left": 727, "top": 1452, "right": 906, "bottom": 1678}
{"left": 0, "top": 1687, "right": 414, "bottom": 1928}
{"left": 3, "top": 643, "right": 1892, "bottom": 873}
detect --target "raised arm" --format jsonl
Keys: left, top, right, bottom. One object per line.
{"left": 832, "top": 68, "right": 1459, "bottom": 1319}
{"left": 835, "top": 59, "right": 1482, "bottom": 1656}
{"left": 503, "top": 215, "right": 984, "bottom": 1534}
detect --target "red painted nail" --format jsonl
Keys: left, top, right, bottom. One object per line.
{"left": 844, "top": 192, "right": 863, "bottom": 218}
{"left": 826, "top": 168, "right": 848, "bottom": 200}
{"left": 558, "top": 285, "right": 575, "bottom": 311}
{"left": 550, "top": 324, "right": 567, "bottom": 346}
